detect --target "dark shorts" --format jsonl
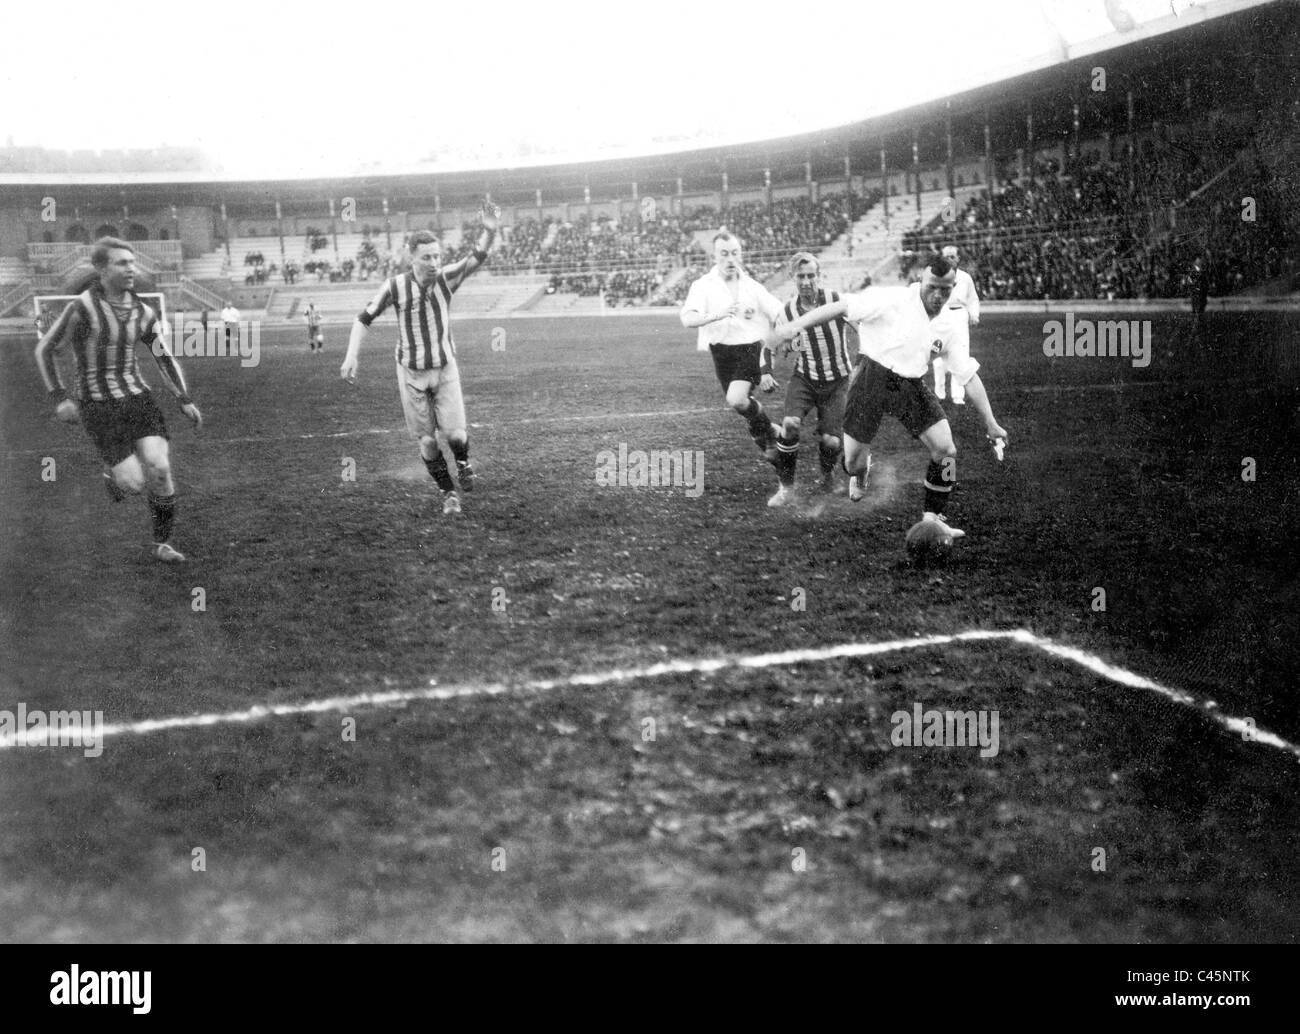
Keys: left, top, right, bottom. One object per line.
{"left": 843, "top": 357, "right": 947, "bottom": 443}
{"left": 709, "top": 342, "right": 763, "bottom": 391}
{"left": 784, "top": 373, "right": 848, "bottom": 438}
{"left": 81, "top": 392, "right": 169, "bottom": 467}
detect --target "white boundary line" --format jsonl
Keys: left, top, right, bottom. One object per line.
{"left": 3, "top": 628, "right": 1295, "bottom": 759}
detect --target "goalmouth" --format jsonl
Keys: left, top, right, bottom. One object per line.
{"left": 34, "top": 293, "right": 169, "bottom": 341}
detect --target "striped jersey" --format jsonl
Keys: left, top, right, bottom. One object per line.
{"left": 783, "top": 288, "right": 852, "bottom": 382}
{"left": 38, "top": 288, "right": 168, "bottom": 402}
{"left": 358, "top": 270, "right": 468, "bottom": 370}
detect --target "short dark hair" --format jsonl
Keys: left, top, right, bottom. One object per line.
{"left": 712, "top": 231, "right": 739, "bottom": 247}
{"left": 927, "top": 254, "right": 953, "bottom": 279}
{"left": 408, "top": 230, "right": 440, "bottom": 252}
{"left": 90, "top": 237, "right": 134, "bottom": 268}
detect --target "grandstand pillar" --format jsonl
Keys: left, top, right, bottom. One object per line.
{"left": 220, "top": 201, "right": 231, "bottom": 263}
{"left": 275, "top": 199, "right": 285, "bottom": 266}
{"left": 1072, "top": 101, "right": 1081, "bottom": 177}
{"left": 945, "top": 102, "right": 954, "bottom": 198}
{"left": 984, "top": 112, "right": 993, "bottom": 200}
{"left": 721, "top": 167, "right": 729, "bottom": 213}
{"left": 1025, "top": 107, "right": 1035, "bottom": 184}
{"left": 328, "top": 198, "right": 339, "bottom": 264}
{"left": 880, "top": 147, "right": 889, "bottom": 229}
{"left": 1125, "top": 90, "right": 1135, "bottom": 198}
{"left": 764, "top": 168, "right": 772, "bottom": 211}
{"left": 911, "top": 131, "right": 920, "bottom": 214}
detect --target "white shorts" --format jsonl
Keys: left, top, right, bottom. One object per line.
{"left": 396, "top": 361, "right": 466, "bottom": 440}
{"left": 930, "top": 308, "right": 980, "bottom": 385}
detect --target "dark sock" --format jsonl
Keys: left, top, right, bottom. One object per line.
{"left": 742, "top": 398, "right": 772, "bottom": 446}
{"left": 775, "top": 432, "right": 799, "bottom": 486}
{"left": 422, "top": 452, "right": 455, "bottom": 492}
{"left": 819, "top": 442, "right": 842, "bottom": 477}
{"left": 148, "top": 493, "right": 176, "bottom": 542}
{"left": 923, "top": 458, "right": 955, "bottom": 515}
{"left": 448, "top": 438, "right": 470, "bottom": 465}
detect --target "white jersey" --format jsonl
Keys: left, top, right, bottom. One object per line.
{"left": 843, "top": 284, "right": 935, "bottom": 378}
{"left": 845, "top": 282, "right": 980, "bottom": 384}
{"left": 929, "top": 305, "right": 980, "bottom": 385}
{"left": 945, "top": 268, "right": 980, "bottom": 324}
{"left": 682, "top": 266, "right": 784, "bottom": 351}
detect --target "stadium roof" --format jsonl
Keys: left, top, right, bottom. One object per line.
{"left": 0, "top": 0, "right": 1284, "bottom": 202}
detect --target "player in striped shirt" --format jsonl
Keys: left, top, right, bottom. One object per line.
{"left": 768, "top": 252, "right": 856, "bottom": 508}
{"left": 304, "top": 303, "right": 324, "bottom": 352}
{"left": 340, "top": 204, "right": 499, "bottom": 516}
{"left": 34, "top": 238, "right": 202, "bottom": 563}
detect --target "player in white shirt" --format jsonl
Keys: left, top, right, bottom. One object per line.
{"left": 933, "top": 244, "right": 980, "bottom": 404}
{"left": 681, "top": 232, "right": 784, "bottom": 464}
{"left": 220, "top": 301, "right": 240, "bottom": 350}
{"left": 766, "top": 255, "right": 1008, "bottom": 541}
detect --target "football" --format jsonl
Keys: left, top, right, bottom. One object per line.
{"left": 905, "top": 518, "right": 955, "bottom": 561}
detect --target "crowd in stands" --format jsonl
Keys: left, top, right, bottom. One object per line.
{"left": 899, "top": 107, "right": 1296, "bottom": 300}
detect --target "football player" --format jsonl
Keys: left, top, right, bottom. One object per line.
{"left": 304, "top": 302, "right": 324, "bottom": 352}
{"left": 680, "top": 231, "right": 784, "bottom": 470}
{"left": 768, "top": 252, "right": 855, "bottom": 507}
{"left": 341, "top": 204, "right": 498, "bottom": 516}
{"left": 34, "top": 238, "right": 202, "bottom": 563}
{"left": 932, "top": 245, "right": 980, "bottom": 404}
{"left": 766, "top": 255, "right": 1006, "bottom": 542}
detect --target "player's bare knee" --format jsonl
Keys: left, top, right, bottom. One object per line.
{"left": 418, "top": 434, "right": 439, "bottom": 457}
{"left": 725, "top": 385, "right": 751, "bottom": 410}
{"left": 445, "top": 429, "right": 467, "bottom": 448}
{"left": 821, "top": 434, "right": 840, "bottom": 452}
{"left": 783, "top": 416, "right": 802, "bottom": 436}
{"left": 117, "top": 468, "right": 146, "bottom": 494}
{"left": 143, "top": 461, "right": 172, "bottom": 493}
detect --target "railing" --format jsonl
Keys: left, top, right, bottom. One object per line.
{"left": 0, "top": 280, "right": 33, "bottom": 317}
{"left": 178, "top": 277, "right": 225, "bottom": 310}
{"left": 26, "top": 240, "right": 183, "bottom": 275}
{"left": 905, "top": 214, "right": 1130, "bottom": 253}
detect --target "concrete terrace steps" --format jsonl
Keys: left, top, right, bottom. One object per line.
{"left": 263, "top": 275, "right": 550, "bottom": 320}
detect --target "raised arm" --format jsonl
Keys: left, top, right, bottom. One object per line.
{"left": 442, "top": 202, "right": 500, "bottom": 292}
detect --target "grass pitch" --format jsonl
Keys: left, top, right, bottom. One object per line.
{"left": 1, "top": 310, "right": 1297, "bottom": 942}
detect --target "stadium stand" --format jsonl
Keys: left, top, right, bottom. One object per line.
{"left": 1, "top": 1, "right": 1295, "bottom": 320}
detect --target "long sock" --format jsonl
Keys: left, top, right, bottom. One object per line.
{"left": 923, "top": 458, "right": 955, "bottom": 515}
{"left": 148, "top": 493, "right": 176, "bottom": 542}
{"left": 742, "top": 399, "right": 775, "bottom": 454}
{"left": 448, "top": 438, "right": 470, "bottom": 465}
{"left": 422, "top": 452, "right": 455, "bottom": 492}
{"left": 774, "top": 432, "right": 799, "bottom": 486}
{"left": 819, "top": 442, "right": 841, "bottom": 477}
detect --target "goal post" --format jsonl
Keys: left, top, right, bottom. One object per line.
{"left": 33, "top": 292, "right": 169, "bottom": 343}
